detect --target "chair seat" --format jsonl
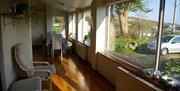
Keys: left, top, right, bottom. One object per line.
{"left": 11, "top": 77, "right": 42, "bottom": 91}
{"left": 33, "top": 64, "right": 56, "bottom": 79}
{"left": 35, "top": 64, "right": 56, "bottom": 73}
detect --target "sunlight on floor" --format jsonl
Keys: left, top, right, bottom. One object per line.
{"left": 61, "top": 57, "right": 90, "bottom": 91}
{"left": 51, "top": 74, "right": 76, "bottom": 91}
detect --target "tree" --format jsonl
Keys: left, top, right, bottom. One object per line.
{"left": 113, "top": 0, "right": 152, "bottom": 36}
{"left": 172, "top": 0, "right": 178, "bottom": 32}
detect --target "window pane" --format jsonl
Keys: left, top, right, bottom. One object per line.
{"left": 83, "top": 10, "right": 91, "bottom": 46}
{"left": 69, "top": 15, "right": 76, "bottom": 39}
{"left": 52, "top": 16, "right": 65, "bottom": 37}
{"left": 107, "top": 1, "right": 160, "bottom": 69}
{"left": 72, "top": 14, "right": 76, "bottom": 39}
{"left": 159, "top": 0, "right": 180, "bottom": 85}
{"left": 77, "top": 10, "right": 92, "bottom": 46}
{"left": 78, "top": 13, "right": 83, "bottom": 42}
{"left": 107, "top": 0, "right": 180, "bottom": 86}
{"left": 68, "top": 15, "right": 73, "bottom": 37}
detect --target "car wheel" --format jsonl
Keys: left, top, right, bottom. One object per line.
{"left": 161, "top": 48, "right": 168, "bottom": 55}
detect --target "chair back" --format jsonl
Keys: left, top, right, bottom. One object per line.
{"left": 14, "top": 44, "right": 34, "bottom": 72}
{"left": 52, "top": 34, "right": 63, "bottom": 50}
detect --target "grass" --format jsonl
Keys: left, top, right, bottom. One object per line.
{"left": 114, "top": 36, "right": 180, "bottom": 72}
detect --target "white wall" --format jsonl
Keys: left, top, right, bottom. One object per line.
{"left": 96, "top": 53, "right": 162, "bottom": 91}
{"left": 32, "top": 11, "right": 46, "bottom": 45}
{"left": 0, "top": 1, "right": 33, "bottom": 90}
{"left": 0, "top": 17, "right": 17, "bottom": 91}
{"left": 87, "top": 47, "right": 91, "bottom": 63}
{"left": 16, "top": 19, "right": 33, "bottom": 67}
{"left": 46, "top": 6, "right": 54, "bottom": 32}
{"left": 116, "top": 67, "right": 162, "bottom": 91}
{"left": 90, "top": 6, "right": 107, "bottom": 70}
{"left": 96, "top": 53, "right": 119, "bottom": 85}
{"left": 96, "top": 7, "right": 107, "bottom": 52}
{"left": 75, "top": 42, "right": 87, "bottom": 60}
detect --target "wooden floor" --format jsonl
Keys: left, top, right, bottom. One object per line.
{"left": 33, "top": 46, "right": 115, "bottom": 91}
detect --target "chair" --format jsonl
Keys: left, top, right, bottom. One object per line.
{"left": 52, "top": 34, "right": 63, "bottom": 59}
{"left": 11, "top": 77, "right": 49, "bottom": 91}
{"left": 14, "top": 43, "right": 56, "bottom": 79}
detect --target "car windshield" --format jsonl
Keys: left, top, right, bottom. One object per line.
{"left": 162, "top": 36, "right": 174, "bottom": 43}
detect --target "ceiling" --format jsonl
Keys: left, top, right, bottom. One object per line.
{"left": 39, "top": 0, "right": 92, "bottom": 12}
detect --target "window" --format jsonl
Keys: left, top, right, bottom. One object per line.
{"left": 171, "top": 37, "right": 180, "bottom": 43}
{"left": 77, "top": 10, "right": 91, "bottom": 46}
{"left": 107, "top": 1, "right": 159, "bottom": 68}
{"left": 107, "top": 0, "right": 180, "bottom": 87}
{"left": 69, "top": 14, "right": 76, "bottom": 39}
{"left": 78, "top": 13, "right": 83, "bottom": 42}
{"left": 52, "top": 16, "right": 65, "bottom": 36}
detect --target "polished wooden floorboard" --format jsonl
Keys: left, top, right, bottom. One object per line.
{"left": 33, "top": 46, "right": 115, "bottom": 91}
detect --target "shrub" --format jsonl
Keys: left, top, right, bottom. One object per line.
{"left": 153, "top": 30, "right": 180, "bottom": 37}
{"left": 115, "top": 35, "right": 150, "bottom": 55}
{"left": 163, "top": 30, "right": 173, "bottom": 35}
{"left": 164, "top": 61, "right": 180, "bottom": 77}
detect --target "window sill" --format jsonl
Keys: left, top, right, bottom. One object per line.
{"left": 76, "top": 41, "right": 91, "bottom": 48}
{"left": 97, "top": 51, "right": 178, "bottom": 90}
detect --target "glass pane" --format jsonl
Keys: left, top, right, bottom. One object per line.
{"left": 68, "top": 15, "right": 73, "bottom": 37}
{"left": 159, "top": 0, "right": 180, "bottom": 86}
{"left": 72, "top": 14, "right": 76, "bottom": 39}
{"left": 107, "top": 0, "right": 160, "bottom": 69}
{"left": 83, "top": 10, "right": 91, "bottom": 46}
{"left": 78, "top": 13, "right": 83, "bottom": 42}
{"left": 77, "top": 10, "right": 92, "bottom": 46}
{"left": 52, "top": 16, "right": 65, "bottom": 37}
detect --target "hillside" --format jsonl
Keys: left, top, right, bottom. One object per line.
{"left": 128, "top": 17, "right": 158, "bottom": 33}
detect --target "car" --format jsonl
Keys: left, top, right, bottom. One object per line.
{"left": 147, "top": 35, "right": 180, "bottom": 55}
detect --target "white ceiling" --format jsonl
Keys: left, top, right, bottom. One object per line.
{"left": 39, "top": 0, "right": 92, "bottom": 12}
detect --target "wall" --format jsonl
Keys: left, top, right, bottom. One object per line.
{"left": 16, "top": 18, "right": 33, "bottom": 68}
{"left": 0, "top": 17, "right": 17, "bottom": 91}
{"left": 0, "top": 15, "right": 2, "bottom": 91}
{"left": 46, "top": 6, "right": 54, "bottom": 32}
{"left": 0, "top": 0, "right": 10, "bottom": 14}
{"left": 96, "top": 7, "right": 106, "bottom": 52}
{"left": 116, "top": 67, "right": 162, "bottom": 91}
{"left": 89, "top": 0, "right": 97, "bottom": 70}
{"left": 96, "top": 53, "right": 119, "bottom": 85}
{"left": 96, "top": 53, "right": 162, "bottom": 91}
{"left": 75, "top": 42, "right": 87, "bottom": 60}
{"left": 73, "top": 38, "right": 91, "bottom": 64}
{"left": 87, "top": 47, "right": 91, "bottom": 63}
{"left": 31, "top": 11, "right": 46, "bottom": 46}
{"left": 0, "top": 1, "right": 33, "bottom": 90}
{"left": 32, "top": 8, "right": 65, "bottom": 46}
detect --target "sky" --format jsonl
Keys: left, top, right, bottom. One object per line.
{"left": 128, "top": 0, "right": 180, "bottom": 25}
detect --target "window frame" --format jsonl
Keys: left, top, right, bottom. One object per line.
{"left": 104, "top": 0, "right": 177, "bottom": 90}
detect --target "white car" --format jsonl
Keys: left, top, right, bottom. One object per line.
{"left": 147, "top": 35, "right": 180, "bottom": 55}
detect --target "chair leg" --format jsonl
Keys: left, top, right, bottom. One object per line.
{"left": 60, "top": 49, "right": 63, "bottom": 62}
{"left": 49, "top": 75, "right": 53, "bottom": 91}
{"left": 42, "top": 46, "right": 45, "bottom": 56}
